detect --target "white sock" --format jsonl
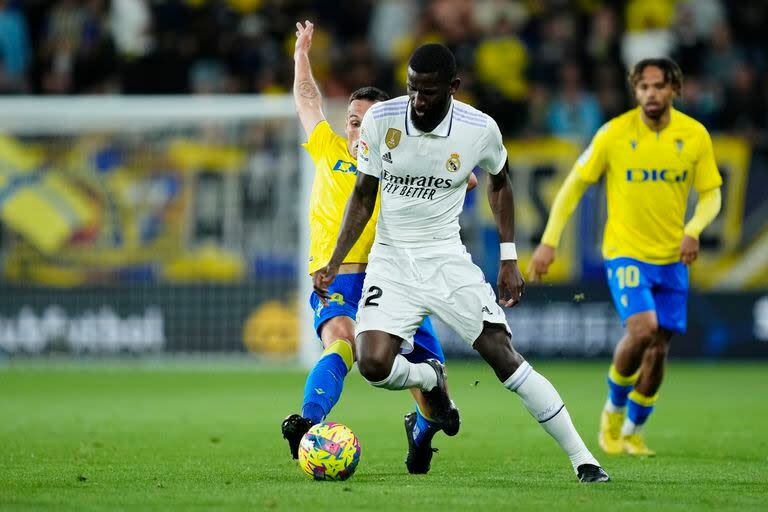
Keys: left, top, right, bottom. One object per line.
{"left": 367, "top": 354, "right": 437, "bottom": 392}
{"left": 604, "top": 398, "right": 626, "bottom": 414}
{"left": 505, "top": 362, "right": 600, "bottom": 472}
{"left": 621, "top": 418, "right": 642, "bottom": 436}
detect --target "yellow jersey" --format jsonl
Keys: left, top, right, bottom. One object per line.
{"left": 575, "top": 107, "right": 722, "bottom": 264}
{"left": 303, "top": 121, "right": 379, "bottom": 274}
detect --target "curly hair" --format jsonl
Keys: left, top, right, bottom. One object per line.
{"left": 628, "top": 58, "right": 683, "bottom": 95}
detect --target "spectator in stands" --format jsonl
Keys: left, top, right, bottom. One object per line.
{"left": 0, "top": 0, "right": 30, "bottom": 93}
{"left": 621, "top": 0, "right": 676, "bottom": 69}
{"left": 720, "top": 62, "right": 767, "bottom": 143}
{"left": 547, "top": 62, "right": 602, "bottom": 145}
{"left": 474, "top": 13, "right": 529, "bottom": 135}
{"left": 703, "top": 22, "right": 745, "bottom": 87}
{"left": 586, "top": 6, "right": 622, "bottom": 74}
{"left": 0, "top": 0, "right": 763, "bottom": 138}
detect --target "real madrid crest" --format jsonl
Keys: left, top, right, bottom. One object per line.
{"left": 445, "top": 152, "right": 461, "bottom": 172}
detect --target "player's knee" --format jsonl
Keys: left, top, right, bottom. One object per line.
{"left": 357, "top": 354, "right": 392, "bottom": 383}
{"left": 320, "top": 317, "right": 356, "bottom": 348}
{"left": 627, "top": 316, "right": 659, "bottom": 346}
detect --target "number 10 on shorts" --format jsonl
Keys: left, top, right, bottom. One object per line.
{"left": 615, "top": 265, "right": 639, "bottom": 289}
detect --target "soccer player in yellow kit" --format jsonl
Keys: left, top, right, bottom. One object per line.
{"left": 282, "top": 21, "right": 475, "bottom": 474}
{"left": 529, "top": 58, "right": 722, "bottom": 456}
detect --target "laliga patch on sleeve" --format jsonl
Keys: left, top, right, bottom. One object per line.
{"left": 359, "top": 140, "right": 370, "bottom": 162}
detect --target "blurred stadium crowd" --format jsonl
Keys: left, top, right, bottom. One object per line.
{"left": 0, "top": 0, "right": 766, "bottom": 291}
{"left": 1, "top": 1, "right": 767, "bottom": 357}
{"left": 1, "top": 0, "right": 767, "bottom": 143}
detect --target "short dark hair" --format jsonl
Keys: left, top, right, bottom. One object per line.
{"left": 349, "top": 86, "right": 389, "bottom": 104}
{"left": 628, "top": 58, "right": 683, "bottom": 95}
{"left": 408, "top": 44, "right": 457, "bottom": 83}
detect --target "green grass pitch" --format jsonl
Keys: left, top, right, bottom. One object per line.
{"left": 1, "top": 361, "right": 766, "bottom": 511}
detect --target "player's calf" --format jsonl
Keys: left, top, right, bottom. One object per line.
{"left": 475, "top": 331, "right": 608, "bottom": 480}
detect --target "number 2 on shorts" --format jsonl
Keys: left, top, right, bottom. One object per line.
{"left": 363, "top": 286, "right": 383, "bottom": 307}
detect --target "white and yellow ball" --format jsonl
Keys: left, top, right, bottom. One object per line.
{"left": 298, "top": 422, "right": 361, "bottom": 481}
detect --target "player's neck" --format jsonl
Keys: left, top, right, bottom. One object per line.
{"left": 639, "top": 108, "right": 671, "bottom": 133}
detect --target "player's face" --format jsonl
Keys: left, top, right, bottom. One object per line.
{"left": 634, "top": 66, "right": 676, "bottom": 120}
{"left": 406, "top": 67, "right": 459, "bottom": 132}
{"left": 345, "top": 99, "right": 375, "bottom": 158}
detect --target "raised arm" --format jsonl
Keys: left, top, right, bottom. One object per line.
{"left": 293, "top": 21, "right": 325, "bottom": 137}
{"left": 488, "top": 162, "right": 525, "bottom": 307}
{"left": 312, "top": 172, "right": 380, "bottom": 299}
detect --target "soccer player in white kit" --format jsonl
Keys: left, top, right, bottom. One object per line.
{"left": 313, "top": 44, "right": 609, "bottom": 482}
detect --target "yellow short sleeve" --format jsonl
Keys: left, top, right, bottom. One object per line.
{"left": 693, "top": 128, "right": 723, "bottom": 193}
{"left": 302, "top": 121, "right": 336, "bottom": 164}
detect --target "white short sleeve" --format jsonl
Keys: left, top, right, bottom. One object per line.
{"left": 356, "top": 109, "right": 382, "bottom": 179}
{"left": 477, "top": 116, "right": 507, "bottom": 175}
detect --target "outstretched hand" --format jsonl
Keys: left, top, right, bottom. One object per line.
{"left": 294, "top": 20, "right": 314, "bottom": 56}
{"left": 527, "top": 243, "right": 555, "bottom": 282}
{"left": 498, "top": 260, "right": 525, "bottom": 307}
{"left": 312, "top": 262, "right": 340, "bottom": 305}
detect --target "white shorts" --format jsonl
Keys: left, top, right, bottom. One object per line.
{"left": 355, "top": 242, "right": 511, "bottom": 352}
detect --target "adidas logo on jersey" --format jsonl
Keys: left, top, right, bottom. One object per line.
{"left": 382, "top": 152, "right": 393, "bottom": 164}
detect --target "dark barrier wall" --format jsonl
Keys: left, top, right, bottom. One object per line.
{"left": 0, "top": 283, "right": 766, "bottom": 359}
{"left": 435, "top": 285, "right": 768, "bottom": 359}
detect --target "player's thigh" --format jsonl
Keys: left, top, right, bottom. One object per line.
{"left": 604, "top": 257, "right": 657, "bottom": 326}
{"left": 426, "top": 251, "right": 510, "bottom": 346}
{"left": 310, "top": 272, "right": 365, "bottom": 346}
{"left": 653, "top": 262, "right": 688, "bottom": 334}
{"left": 355, "top": 273, "right": 426, "bottom": 355}
{"left": 405, "top": 316, "right": 445, "bottom": 364}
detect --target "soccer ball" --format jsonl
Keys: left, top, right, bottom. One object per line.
{"left": 298, "top": 422, "right": 361, "bottom": 481}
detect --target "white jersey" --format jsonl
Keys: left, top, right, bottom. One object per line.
{"left": 357, "top": 96, "right": 507, "bottom": 248}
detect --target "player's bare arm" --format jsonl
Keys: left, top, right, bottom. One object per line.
{"left": 312, "top": 172, "right": 379, "bottom": 301}
{"left": 293, "top": 20, "right": 325, "bottom": 137}
{"left": 488, "top": 162, "right": 524, "bottom": 307}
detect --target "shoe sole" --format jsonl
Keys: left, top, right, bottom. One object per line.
{"left": 581, "top": 475, "right": 611, "bottom": 483}
{"left": 439, "top": 404, "right": 460, "bottom": 437}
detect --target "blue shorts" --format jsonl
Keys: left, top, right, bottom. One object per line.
{"left": 309, "top": 272, "right": 444, "bottom": 363}
{"left": 604, "top": 257, "right": 688, "bottom": 333}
